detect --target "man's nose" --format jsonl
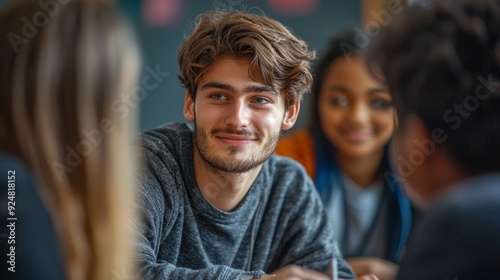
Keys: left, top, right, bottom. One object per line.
{"left": 225, "top": 99, "right": 250, "bottom": 128}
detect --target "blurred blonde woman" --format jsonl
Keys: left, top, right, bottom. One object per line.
{"left": 0, "top": 0, "right": 140, "bottom": 279}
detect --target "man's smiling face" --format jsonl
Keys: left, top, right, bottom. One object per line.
{"left": 184, "top": 55, "right": 299, "bottom": 173}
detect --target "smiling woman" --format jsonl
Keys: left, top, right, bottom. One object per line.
{"left": 317, "top": 56, "right": 394, "bottom": 161}
{"left": 276, "top": 29, "right": 416, "bottom": 280}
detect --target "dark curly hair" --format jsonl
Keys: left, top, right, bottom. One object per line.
{"left": 177, "top": 10, "right": 315, "bottom": 107}
{"left": 369, "top": 0, "right": 500, "bottom": 175}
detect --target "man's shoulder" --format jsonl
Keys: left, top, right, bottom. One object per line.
{"left": 134, "top": 124, "right": 195, "bottom": 216}
{"left": 136, "top": 122, "right": 193, "bottom": 193}
{"left": 140, "top": 122, "right": 192, "bottom": 150}
{"left": 137, "top": 122, "right": 194, "bottom": 165}
{"left": 421, "top": 173, "right": 500, "bottom": 237}
{"left": 266, "top": 154, "right": 311, "bottom": 179}
{"left": 398, "top": 177, "right": 500, "bottom": 280}
{"left": 435, "top": 173, "right": 500, "bottom": 215}
{"left": 263, "top": 154, "right": 316, "bottom": 197}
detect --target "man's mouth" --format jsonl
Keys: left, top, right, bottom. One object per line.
{"left": 216, "top": 134, "right": 256, "bottom": 145}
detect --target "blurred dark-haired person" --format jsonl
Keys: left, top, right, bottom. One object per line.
{"left": 368, "top": 0, "right": 500, "bottom": 279}
{"left": 276, "top": 30, "right": 416, "bottom": 280}
{"left": 0, "top": 0, "right": 140, "bottom": 280}
{"left": 133, "top": 9, "right": 369, "bottom": 280}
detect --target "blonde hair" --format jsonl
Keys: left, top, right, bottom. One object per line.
{"left": 178, "top": 10, "right": 315, "bottom": 107}
{"left": 0, "top": 0, "right": 140, "bottom": 279}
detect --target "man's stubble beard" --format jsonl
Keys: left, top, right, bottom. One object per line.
{"left": 193, "top": 123, "right": 280, "bottom": 174}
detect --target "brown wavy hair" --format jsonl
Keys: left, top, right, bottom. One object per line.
{"left": 0, "top": 0, "right": 140, "bottom": 279}
{"left": 177, "top": 10, "right": 315, "bottom": 107}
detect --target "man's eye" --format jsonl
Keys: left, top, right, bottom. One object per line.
{"left": 329, "top": 96, "right": 348, "bottom": 107}
{"left": 252, "top": 97, "right": 270, "bottom": 104}
{"left": 370, "top": 99, "right": 392, "bottom": 109}
{"left": 210, "top": 93, "right": 227, "bottom": 100}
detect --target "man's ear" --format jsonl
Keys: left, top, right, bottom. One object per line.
{"left": 183, "top": 90, "right": 195, "bottom": 122}
{"left": 282, "top": 102, "right": 300, "bottom": 131}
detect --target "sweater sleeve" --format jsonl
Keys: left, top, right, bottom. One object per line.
{"left": 134, "top": 149, "right": 266, "bottom": 280}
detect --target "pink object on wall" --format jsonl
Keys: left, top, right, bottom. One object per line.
{"left": 143, "top": 0, "right": 184, "bottom": 27}
{"left": 268, "top": 0, "right": 318, "bottom": 15}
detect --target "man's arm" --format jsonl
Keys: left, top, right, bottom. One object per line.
{"left": 137, "top": 242, "right": 261, "bottom": 280}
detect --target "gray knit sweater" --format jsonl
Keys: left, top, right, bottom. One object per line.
{"left": 135, "top": 123, "right": 354, "bottom": 279}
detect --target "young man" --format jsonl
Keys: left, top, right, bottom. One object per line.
{"left": 369, "top": 0, "right": 500, "bottom": 279}
{"left": 134, "top": 10, "right": 356, "bottom": 280}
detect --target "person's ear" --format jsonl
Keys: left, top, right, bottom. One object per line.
{"left": 412, "top": 116, "right": 429, "bottom": 145}
{"left": 183, "top": 90, "right": 195, "bottom": 122}
{"left": 393, "top": 109, "right": 399, "bottom": 129}
{"left": 395, "top": 114, "right": 433, "bottom": 170}
{"left": 282, "top": 102, "right": 300, "bottom": 130}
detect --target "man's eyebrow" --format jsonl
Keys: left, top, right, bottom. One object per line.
{"left": 200, "top": 82, "right": 235, "bottom": 92}
{"left": 200, "top": 81, "right": 278, "bottom": 95}
{"left": 243, "top": 85, "right": 278, "bottom": 95}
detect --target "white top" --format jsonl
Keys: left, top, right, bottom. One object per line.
{"left": 327, "top": 173, "right": 388, "bottom": 257}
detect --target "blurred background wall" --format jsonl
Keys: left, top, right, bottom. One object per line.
{"left": 0, "top": 0, "right": 366, "bottom": 132}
